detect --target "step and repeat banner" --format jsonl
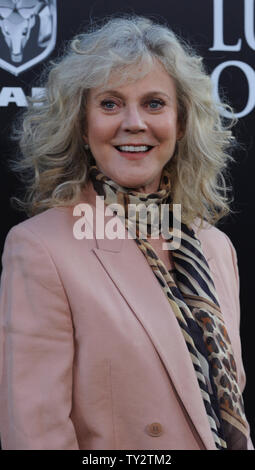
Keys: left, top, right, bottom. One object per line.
{"left": 0, "top": 0, "right": 254, "bottom": 443}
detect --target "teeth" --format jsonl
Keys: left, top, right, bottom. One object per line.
{"left": 117, "top": 145, "right": 151, "bottom": 152}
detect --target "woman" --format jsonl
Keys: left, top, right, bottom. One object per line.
{"left": 0, "top": 15, "right": 253, "bottom": 450}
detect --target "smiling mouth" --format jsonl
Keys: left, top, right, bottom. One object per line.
{"left": 114, "top": 145, "right": 154, "bottom": 161}
{"left": 114, "top": 145, "right": 154, "bottom": 153}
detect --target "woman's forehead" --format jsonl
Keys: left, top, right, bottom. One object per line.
{"left": 90, "top": 59, "right": 173, "bottom": 95}
{"left": 106, "top": 63, "right": 153, "bottom": 88}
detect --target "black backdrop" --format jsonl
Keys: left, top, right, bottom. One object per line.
{"left": 0, "top": 0, "right": 254, "bottom": 445}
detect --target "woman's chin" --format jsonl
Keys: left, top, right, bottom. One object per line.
{"left": 116, "top": 175, "right": 161, "bottom": 193}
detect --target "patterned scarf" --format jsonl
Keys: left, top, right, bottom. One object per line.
{"left": 89, "top": 165, "right": 249, "bottom": 450}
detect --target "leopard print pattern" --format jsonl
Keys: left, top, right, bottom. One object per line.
{"left": 192, "top": 306, "right": 248, "bottom": 440}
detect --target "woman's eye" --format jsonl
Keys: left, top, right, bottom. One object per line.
{"left": 147, "top": 99, "right": 165, "bottom": 110}
{"left": 100, "top": 98, "right": 165, "bottom": 111}
{"left": 101, "top": 100, "right": 117, "bottom": 110}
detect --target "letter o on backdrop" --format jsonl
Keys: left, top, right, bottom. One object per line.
{"left": 211, "top": 60, "right": 255, "bottom": 118}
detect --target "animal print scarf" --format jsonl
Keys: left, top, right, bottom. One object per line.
{"left": 89, "top": 164, "right": 249, "bottom": 450}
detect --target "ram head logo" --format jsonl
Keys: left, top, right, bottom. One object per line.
{"left": 0, "top": 0, "right": 57, "bottom": 75}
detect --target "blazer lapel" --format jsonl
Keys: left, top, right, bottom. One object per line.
{"left": 81, "top": 183, "right": 216, "bottom": 449}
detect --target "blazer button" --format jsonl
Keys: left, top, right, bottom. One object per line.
{"left": 146, "top": 422, "right": 163, "bottom": 437}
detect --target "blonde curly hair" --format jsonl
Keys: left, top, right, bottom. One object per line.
{"left": 9, "top": 14, "right": 236, "bottom": 226}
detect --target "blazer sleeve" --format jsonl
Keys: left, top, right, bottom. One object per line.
{"left": 223, "top": 232, "right": 254, "bottom": 450}
{"left": 0, "top": 224, "right": 79, "bottom": 449}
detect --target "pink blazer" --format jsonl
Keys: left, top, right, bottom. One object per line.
{"left": 0, "top": 182, "right": 253, "bottom": 450}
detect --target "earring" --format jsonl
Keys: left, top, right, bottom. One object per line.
{"left": 84, "top": 144, "right": 89, "bottom": 150}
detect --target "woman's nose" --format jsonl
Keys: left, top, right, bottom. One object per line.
{"left": 121, "top": 105, "right": 147, "bottom": 132}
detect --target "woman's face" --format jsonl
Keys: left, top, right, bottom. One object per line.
{"left": 84, "top": 60, "right": 182, "bottom": 193}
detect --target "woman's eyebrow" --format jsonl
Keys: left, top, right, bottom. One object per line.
{"left": 94, "top": 90, "right": 123, "bottom": 99}
{"left": 94, "top": 90, "right": 171, "bottom": 100}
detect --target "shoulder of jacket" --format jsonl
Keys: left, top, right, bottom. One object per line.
{"left": 192, "top": 218, "right": 230, "bottom": 242}
{"left": 4, "top": 205, "right": 89, "bottom": 259}
{"left": 7, "top": 206, "right": 72, "bottom": 238}
{"left": 191, "top": 218, "right": 234, "bottom": 260}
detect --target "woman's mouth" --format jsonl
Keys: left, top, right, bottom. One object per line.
{"left": 114, "top": 145, "right": 154, "bottom": 160}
